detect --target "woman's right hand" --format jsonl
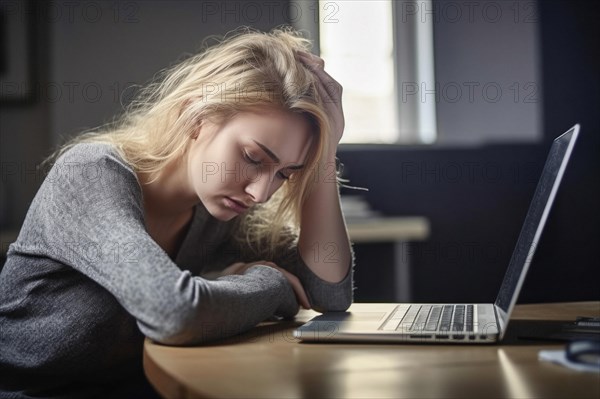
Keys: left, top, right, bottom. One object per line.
{"left": 222, "top": 261, "right": 311, "bottom": 309}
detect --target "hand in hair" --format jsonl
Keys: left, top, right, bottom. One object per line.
{"left": 295, "top": 50, "right": 345, "bottom": 152}
{"left": 222, "top": 261, "right": 311, "bottom": 309}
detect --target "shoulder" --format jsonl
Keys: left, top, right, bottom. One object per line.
{"left": 52, "top": 142, "right": 136, "bottom": 181}
{"left": 45, "top": 142, "right": 141, "bottom": 200}
{"left": 55, "top": 142, "right": 132, "bottom": 171}
{"left": 13, "top": 142, "right": 145, "bottom": 257}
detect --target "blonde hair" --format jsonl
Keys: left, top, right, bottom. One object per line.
{"left": 50, "top": 25, "right": 334, "bottom": 257}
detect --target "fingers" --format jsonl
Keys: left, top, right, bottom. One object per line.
{"left": 295, "top": 50, "right": 324, "bottom": 69}
{"left": 225, "top": 260, "right": 311, "bottom": 309}
{"left": 316, "top": 70, "right": 343, "bottom": 102}
{"left": 223, "top": 261, "right": 273, "bottom": 275}
{"left": 295, "top": 51, "right": 343, "bottom": 103}
{"left": 222, "top": 262, "right": 248, "bottom": 275}
{"left": 276, "top": 268, "right": 311, "bottom": 309}
{"left": 246, "top": 260, "right": 278, "bottom": 269}
{"left": 315, "top": 75, "right": 341, "bottom": 105}
{"left": 245, "top": 260, "right": 311, "bottom": 309}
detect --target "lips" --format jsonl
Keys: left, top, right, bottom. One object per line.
{"left": 224, "top": 197, "right": 250, "bottom": 213}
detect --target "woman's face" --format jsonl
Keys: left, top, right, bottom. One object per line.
{"left": 187, "top": 109, "right": 313, "bottom": 221}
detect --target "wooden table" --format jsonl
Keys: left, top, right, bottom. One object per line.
{"left": 144, "top": 302, "right": 599, "bottom": 398}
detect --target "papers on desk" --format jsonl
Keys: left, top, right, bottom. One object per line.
{"left": 539, "top": 349, "right": 600, "bottom": 373}
{"left": 340, "top": 195, "right": 380, "bottom": 221}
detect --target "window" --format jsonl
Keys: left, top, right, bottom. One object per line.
{"left": 316, "top": 0, "right": 437, "bottom": 144}
{"left": 292, "top": 0, "right": 540, "bottom": 146}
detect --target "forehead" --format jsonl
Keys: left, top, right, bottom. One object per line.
{"left": 226, "top": 109, "right": 314, "bottom": 163}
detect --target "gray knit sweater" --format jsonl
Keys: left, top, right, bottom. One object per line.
{"left": 0, "top": 143, "right": 353, "bottom": 398}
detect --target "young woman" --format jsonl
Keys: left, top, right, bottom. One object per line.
{"left": 0, "top": 26, "right": 354, "bottom": 397}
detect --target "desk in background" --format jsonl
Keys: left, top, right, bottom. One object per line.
{"left": 346, "top": 217, "right": 430, "bottom": 302}
{"left": 144, "top": 301, "right": 600, "bottom": 399}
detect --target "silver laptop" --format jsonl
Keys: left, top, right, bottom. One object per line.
{"left": 294, "top": 124, "right": 580, "bottom": 344}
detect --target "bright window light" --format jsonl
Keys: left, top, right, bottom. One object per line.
{"left": 319, "top": 0, "right": 398, "bottom": 143}
{"left": 318, "top": 0, "right": 437, "bottom": 144}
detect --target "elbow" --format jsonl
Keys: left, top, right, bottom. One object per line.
{"left": 141, "top": 326, "right": 188, "bottom": 346}
{"left": 139, "top": 308, "right": 227, "bottom": 346}
{"left": 142, "top": 327, "right": 187, "bottom": 346}
{"left": 309, "top": 261, "right": 354, "bottom": 313}
{"left": 137, "top": 272, "right": 217, "bottom": 346}
{"left": 310, "top": 286, "right": 353, "bottom": 313}
{"left": 137, "top": 302, "right": 201, "bottom": 346}
{"left": 312, "top": 299, "right": 353, "bottom": 314}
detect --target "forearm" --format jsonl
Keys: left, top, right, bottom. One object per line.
{"left": 137, "top": 266, "right": 298, "bottom": 345}
{"left": 298, "top": 154, "right": 352, "bottom": 283}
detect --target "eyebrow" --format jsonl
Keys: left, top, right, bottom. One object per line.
{"left": 252, "top": 140, "right": 305, "bottom": 170}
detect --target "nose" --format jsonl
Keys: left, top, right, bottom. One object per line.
{"left": 244, "top": 174, "right": 272, "bottom": 204}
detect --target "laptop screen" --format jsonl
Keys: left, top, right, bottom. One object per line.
{"left": 494, "top": 125, "right": 579, "bottom": 321}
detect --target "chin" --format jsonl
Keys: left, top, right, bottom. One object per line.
{"left": 214, "top": 213, "right": 238, "bottom": 222}
{"left": 204, "top": 202, "right": 238, "bottom": 222}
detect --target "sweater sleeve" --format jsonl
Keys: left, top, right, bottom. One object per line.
{"left": 275, "top": 243, "right": 355, "bottom": 313}
{"left": 273, "top": 244, "right": 354, "bottom": 312}
{"left": 10, "top": 144, "right": 297, "bottom": 345}
{"left": 221, "top": 228, "right": 355, "bottom": 313}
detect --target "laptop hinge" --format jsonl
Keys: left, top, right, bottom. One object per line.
{"left": 494, "top": 304, "right": 508, "bottom": 340}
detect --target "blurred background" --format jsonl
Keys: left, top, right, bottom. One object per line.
{"left": 1, "top": 0, "right": 598, "bottom": 303}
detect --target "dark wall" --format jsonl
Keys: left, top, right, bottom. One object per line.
{"left": 0, "top": 1, "right": 51, "bottom": 233}
{"left": 530, "top": 0, "right": 600, "bottom": 302}
{"left": 340, "top": 144, "right": 545, "bottom": 303}
{"left": 340, "top": 0, "right": 600, "bottom": 304}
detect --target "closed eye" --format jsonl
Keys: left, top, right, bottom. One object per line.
{"left": 277, "top": 171, "right": 291, "bottom": 180}
{"left": 243, "top": 151, "right": 260, "bottom": 165}
{"left": 244, "top": 149, "right": 294, "bottom": 180}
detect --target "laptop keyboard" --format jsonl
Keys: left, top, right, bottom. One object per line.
{"left": 381, "top": 304, "right": 475, "bottom": 333}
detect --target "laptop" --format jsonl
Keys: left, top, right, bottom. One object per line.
{"left": 294, "top": 124, "right": 580, "bottom": 344}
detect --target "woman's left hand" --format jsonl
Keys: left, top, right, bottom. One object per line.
{"left": 296, "top": 50, "right": 345, "bottom": 155}
{"left": 222, "top": 260, "right": 311, "bottom": 309}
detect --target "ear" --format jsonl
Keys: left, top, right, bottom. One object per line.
{"left": 179, "top": 99, "right": 203, "bottom": 140}
{"left": 191, "top": 119, "right": 204, "bottom": 141}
